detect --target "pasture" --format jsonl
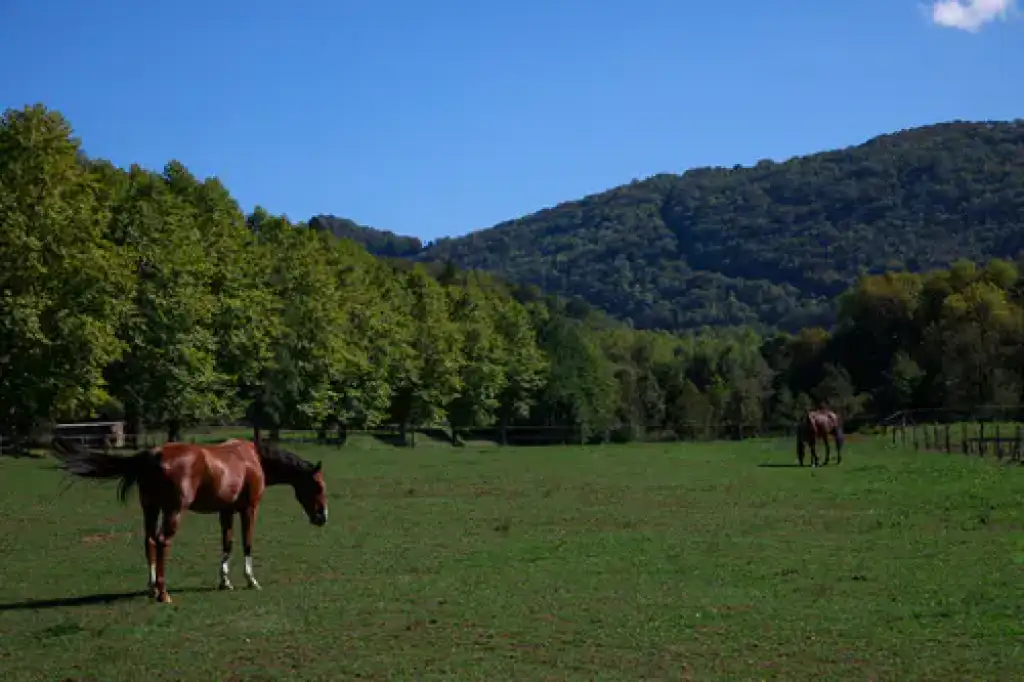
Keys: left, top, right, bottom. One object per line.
{"left": 1, "top": 437, "right": 1022, "bottom": 680}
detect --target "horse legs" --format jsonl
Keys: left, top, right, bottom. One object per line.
{"left": 809, "top": 439, "right": 820, "bottom": 468}
{"left": 143, "top": 504, "right": 160, "bottom": 599}
{"left": 218, "top": 509, "right": 234, "bottom": 591}
{"left": 240, "top": 505, "right": 262, "bottom": 590}
{"left": 154, "top": 508, "right": 182, "bottom": 603}
{"left": 822, "top": 434, "right": 832, "bottom": 466}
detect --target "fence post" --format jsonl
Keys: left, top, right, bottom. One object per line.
{"left": 945, "top": 423, "right": 951, "bottom": 454}
{"left": 979, "top": 421, "right": 985, "bottom": 457}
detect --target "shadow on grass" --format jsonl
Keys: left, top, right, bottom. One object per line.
{"left": 370, "top": 432, "right": 408, "bottom": 448}
{"left": 756, "top": 463, "right": 804, "bottom": 468}
{"left": 0, "top": 586, "right": 220, "bottom": 612}
{"left": 369, "top": 428, "right": 459, "bottom": 448}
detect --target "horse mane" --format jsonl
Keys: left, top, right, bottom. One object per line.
{"left": 254, "top": 441, "right": 318, "bottom": 478}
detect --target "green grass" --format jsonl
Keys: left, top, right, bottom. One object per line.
{"left": 2, "top": 437, "right": 1023, "bottom": 680}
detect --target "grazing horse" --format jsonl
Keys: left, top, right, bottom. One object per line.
{"left": 796, "top": 409, "right": 845, "bottom": 468}
{"left": 50, "top": 437, "right": 327, "bottom": 604}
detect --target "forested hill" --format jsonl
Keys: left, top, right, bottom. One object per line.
{"left": 313, "top": 120, "right": 1024, "bottom": 332}
{"left": 308, "top": 215, "right": 423, "bottom": 259}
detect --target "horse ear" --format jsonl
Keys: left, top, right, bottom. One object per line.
{"left": 313, "top": 461, "right": 322, "bottom": 473}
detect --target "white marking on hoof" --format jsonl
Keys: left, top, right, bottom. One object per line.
{"left": 244, "top": 555, "right": 261, "bottom": 590}
{"left": 219, "top": 553, "right": 232, "bottom": 590}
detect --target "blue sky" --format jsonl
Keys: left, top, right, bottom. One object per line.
{"left": 1, "top": 0, "right": 1020, "bottom": 242}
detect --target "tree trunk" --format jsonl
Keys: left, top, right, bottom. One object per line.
{"left": 251, "top": 394, "right": 263, "bottom": 444}
{"left": 125, "top": 400, "right": 142, "bottom": 449}
{"left": 167, "top": 419, "right": 182, "bottom": 444}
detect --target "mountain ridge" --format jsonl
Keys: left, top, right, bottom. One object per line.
{"left": 311, "top": 118, "right": 1024, "bottom": 332}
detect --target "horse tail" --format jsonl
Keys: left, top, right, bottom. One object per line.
{"left": 796, "top": 412, "right": 809, "bottom": 463}
{"left": 50, "top": 437, "right": 157, "bottom": 504}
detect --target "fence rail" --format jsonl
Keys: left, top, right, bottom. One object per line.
{"left": 883, "top": 410, "right": 1024, "bottom": 464}
{"left": 1, "top": 420, "right": 812, "bottom": 456}
{"left": 6, "top": 408, "right": 1021, "bottom": 464}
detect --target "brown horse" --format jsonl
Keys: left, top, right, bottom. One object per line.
{"left": 796, "top": 408, "right": 844, "bottom": 468}
{"left": 50, "top": 437, "right": 327, "bottom": 603}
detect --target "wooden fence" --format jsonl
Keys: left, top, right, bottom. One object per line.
{"left": 886, "top": 419, "right": 1024, "bottom": 463}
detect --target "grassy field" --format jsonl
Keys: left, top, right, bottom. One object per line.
{"left": 1, "top": 436, "right": 1023, "bottom": 681}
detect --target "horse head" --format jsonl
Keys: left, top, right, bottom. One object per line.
{"left": 293, "top": 461, "right": 328, "bottom": 527}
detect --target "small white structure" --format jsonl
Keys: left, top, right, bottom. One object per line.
{"left": 54, "top": 421, "right": 126, "bottom": 449}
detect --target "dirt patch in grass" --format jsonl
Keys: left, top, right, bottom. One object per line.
{"left": 80, "top": 532, "right": 133, "bottom": 545}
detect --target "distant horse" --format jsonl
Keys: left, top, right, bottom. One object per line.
{"left": 796, "top": 409, "right": 844, "bottom": 468}
{"left": 50, "top": 437, "right": 328, "bottom": 603}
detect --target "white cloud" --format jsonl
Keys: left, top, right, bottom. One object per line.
{"left": 930, "top": 0, "right": 1014, "bottom": 31}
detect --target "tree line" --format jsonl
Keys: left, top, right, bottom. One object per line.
{"left": 1, "top": 105, "right": 1020, "bottom": 450}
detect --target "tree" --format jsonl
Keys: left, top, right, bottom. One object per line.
{"left": 0, "top": 105, "right": 132, "bottom": 441}
{"left": 388, "top": 266, "right": 464, "bottom": 443}
{"left": 479, "top": 294, "right": 548, "bottom": 443}
{"left": 105, "top": 163, "right": 229, "bottom": 442}
{"left": 536, "top": 315, "right": 618, "bottom": 442}
{"left": 444, "top": 277, "right": 508, "bottom": 438}
{"left": 253, "top": 217, "right": 357, "bottom": 439}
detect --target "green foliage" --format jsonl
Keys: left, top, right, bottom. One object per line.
{"left": 328, "top": 120, "right": 1024, "bottom": 333}
{"left": 0, "top": 105, "right": 132, "bottom": 438}
{"left": 309, "top": 214, "right": 423, "bottom": 258}
{"left": 103, "top": 163, "right": 233, "bottom": 441}
{"left": 4, "top": 104, "right": 1024, "bottom": 443}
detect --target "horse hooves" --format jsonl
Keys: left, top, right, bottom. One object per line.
{"left": 219, "top": 582, "right": 234, "bottom": 591}
{"left": 156, "top": 591, "right": 173, "bottom": 604}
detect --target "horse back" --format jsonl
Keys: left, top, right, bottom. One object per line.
{"left": 154, "top": 440, "right": 265, "bottom": 512}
